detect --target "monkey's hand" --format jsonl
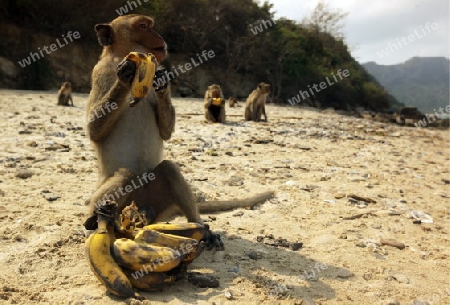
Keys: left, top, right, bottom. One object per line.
{"left": 117, "top": 58, "right": 137, "bottom": 87}
{"left": 153, "top": 68, "right": 169, "bottom": 92}
{"left": 203, "top": 224, "right": 224, "bottom": 251}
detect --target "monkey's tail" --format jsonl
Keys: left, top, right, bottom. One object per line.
{"left": 198, "top": 191, "right": 275, "bottom": 213}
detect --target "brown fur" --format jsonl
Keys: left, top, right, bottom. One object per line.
{"left": 228, "top": 97, "right": 237, "bottom": 107}
{"left": 57, "top": 82, "right": 73, "bottom": 106}
{"left": 204, "top": 84, "right": 226, "bottom": 123}
{"left": 86, "top": 15, "right": 274, "bottom": 225}
{"left": 244, "top": 82, "right": 270, "bottom": 122}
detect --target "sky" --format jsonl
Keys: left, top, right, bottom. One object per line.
{"left": 268, "top": 0, "right": 449, "bottom": 65}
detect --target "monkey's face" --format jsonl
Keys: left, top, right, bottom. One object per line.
{"left": 95, "top": 15, "right": 168, "bottom": 62}
{"left": 259, "top": 83, "right": 271, "bottom": 94}
{"left": 209, "top": 85, "right": 221, "bottom": 98}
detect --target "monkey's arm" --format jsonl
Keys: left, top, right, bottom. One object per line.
{"left": 87, "top": 59, "right": 138, "bottom": 142}
{"left": 262, "top": 105, "right": 267, "bottom": 121}
{"left": 87, "top": 80, "right": 130, "bottom": 142}
{"left": 153, "top": 87, "right": 175, "bottom": 140}
{"left": 69, "top": 95, "right": 74, "bottom": 106}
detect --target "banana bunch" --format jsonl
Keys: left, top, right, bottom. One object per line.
{"left": 85, "top": 201, "right": 141, "bottom": 299}
{"left": 124, "top": 52, "right": 157, "bottom": 107}
{"left": 85, "top": 201, "right": 213, "bottom": 297}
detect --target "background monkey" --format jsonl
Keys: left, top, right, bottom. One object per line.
{"left": 84, "top": 15, "right": 273, "bottom": 233}
{"left": 204, "top": 84, "right": 226, "bottom": 123}
{"left": 57, "top": 82, "right": 73, "bottom": 106}
{"left": 244, "top": 82, "right": 270, "bottom": 122}
{"left": 228, "top": 97, "right": 238, "bottom": 107}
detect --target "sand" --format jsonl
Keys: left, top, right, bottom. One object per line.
{"left": 0, "top": 89, "right": 449, "bottom": 305}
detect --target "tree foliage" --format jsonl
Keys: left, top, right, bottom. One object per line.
{"left": 0, "top": 0, "right": 398, "bottom": 111}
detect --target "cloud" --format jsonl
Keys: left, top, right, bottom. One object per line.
{"left": 269, "top": 0, "right": 449, "bottom": 65}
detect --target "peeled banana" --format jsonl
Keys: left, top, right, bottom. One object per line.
{"left": 125, "top": 52, "right": 157, "bottom": 107}
{"left": 85, "top": 213, "right": 139, "bottom": 298}
{"left": 135, "top": 229, "right": 204, "bottom": 263}
{"left": 112, "top": 238, "right": 183, "bottom": 272}
{"left": 143, "top": 222, "right": 208, "bottom": 242}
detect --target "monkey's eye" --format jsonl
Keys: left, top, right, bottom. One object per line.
{"left": 139, "top": 23, "right": 148, "bottom": 29}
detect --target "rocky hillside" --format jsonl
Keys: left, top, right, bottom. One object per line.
{"left": 363, "top": 57, "right": 449, "bottom": 113}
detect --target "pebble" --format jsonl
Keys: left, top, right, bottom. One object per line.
{"left": 380, "top": 238, "right": 405, "bottom": 250}
{"left": 334, "top": 193, "right": 346, "bottom": 199}
{"left": 224, "top": 290, "right": 233, "bottom": 300}
{"left": 336, "top": 269, "right": 354, "bottom": 279}
{"left": 15, "top": 169, "right": 33, "bottom": 179}
{"left": 187, "top": 272, "right": 220, "bottom": 288}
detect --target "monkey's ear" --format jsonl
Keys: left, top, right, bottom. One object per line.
{"left": 95, "top": 24, "right": 114, "bottom": 46}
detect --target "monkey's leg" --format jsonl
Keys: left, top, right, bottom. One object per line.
{"left": 88, "top": 168, "right": 136, "bottom": 215}
{"left": 58, "top": 94, "right": 65, "bottom": 106}
{"left": 218, "top": 106, "right": 226, "bottom": 123}
{"left": 253, "top": 105, "right": 262, "bottom": 122}
{"left": 205, "top": 108, "right": 216, "bottom": 123}
{"left": 262, "top": 105, "right": 267, "bottom": 122}
{"left": 244, "top": 105, "right": 252, "bottom": 121}
{"left": 135, "top": 160, "right": 202, "bottom": 223}
{"left": 84, "top": 168, "right": 136, "bottom": 229}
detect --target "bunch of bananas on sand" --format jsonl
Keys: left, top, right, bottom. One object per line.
{"left": 123, "top": 52, "right": 157, "bottom": 107}
{"left": 85, "top": 201, "right": 221, "bottom": 298}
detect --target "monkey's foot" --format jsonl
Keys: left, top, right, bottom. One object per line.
{"left": 203, "top": 224, "right": 224, "bottom": 251}
{"left": 83, "top": 200, "right": 118, "bottom": 230}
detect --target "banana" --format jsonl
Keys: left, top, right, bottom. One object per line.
{"left": 125, "top": 52, "right": 157, "bottom": 107}
{"left": 135, "top": 229, "right": 204, "bottom": 263}
{"left": 122, "top": 268, "right": 176, "bottom": 291}
{"left": 85, "top": 214, "right": 140, "bottom": 298}
{"left": 211, "top": 98, "right": 222, "bottom": 106}
{"left": 142, "top": 222, "right": 208, "bottom": 242}
{"left": 112, "top": 238, "right": 182, "bottom": 272}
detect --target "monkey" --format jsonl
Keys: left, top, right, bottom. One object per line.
{"left": 84, "top": 15, "right": 274, "bottom": 235}
{"left": 244, "top": 82, "right": 270, "bottom": 122}
{"left": 228, "top": 97, "right": 238, "bottom": 107}
{"left": 57, "top": 82, "right": 73, "bottom": 106}
{"left": 204, "top": 84, "right": 226, "bottom": 123}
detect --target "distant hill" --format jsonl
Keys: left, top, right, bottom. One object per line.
{"left": 363, "top": 57, "right": 450, "bottom": 113}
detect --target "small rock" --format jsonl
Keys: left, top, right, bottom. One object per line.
{"left": 289, "top": 242, "right": 303, "bottom": 251}
{"left": 355, "top": 241, "right": 367, "bottom": 248}
{"left": 227, "top": 176, "right": 244, "bottom": 186}
{"left": 232, "top": 211, "right": 244, "bottom": 217}
{"left": 227, "top": 266, "right": 240, "bottom": 273}
{"left": 15, "top": 169, "right": 33, "bottom": 179}
{"left": 382, "top": 300, "right": 400, "bottom": 305}
{"left": 347, "top": 194, "right": 376, "bottom": 203}
{"left": 336, "top": 269, "right": 354, "bottom": 279}
{"left": 187, "top": 272, "right": 220, "bottom": 288}
{"left": 247, "top": 251, "right": 262, "bottom": 260}
{"left": 224, "top": 290, "right": 233, "bottom": 300}
{"left": 380, "top": 238, "right": 405, "bottom": 250}
{"left": 334, "top": 193, "right": 346, "bottom": 199}
{"left": 391, "top": 273, "right": 410, "bottom": 284}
